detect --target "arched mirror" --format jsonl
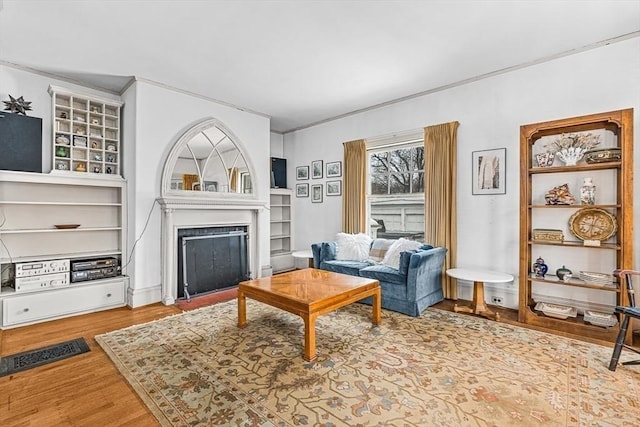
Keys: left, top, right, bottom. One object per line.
{"left": 163, "top": 119, "right": 253, "bottom": 195}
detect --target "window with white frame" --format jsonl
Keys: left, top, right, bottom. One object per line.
{"left": 367, "top": 132, "right": 424, "bottom": 241}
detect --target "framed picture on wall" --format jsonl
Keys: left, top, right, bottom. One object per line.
{"left": 296, "top": 165, "right": 309, "bottom": 180}
{"left": 326, "top": 180, "right": 341, "bottom": 196}
{"left": 296, "top": 183, "right": 309, "bottom": 197}
{"left": 472, "top": 148, "right": 506, "bottom": 195}
{"left": 311, "top": 160, "right": 323, "bottom": 179}
{"left": 311, "top": 184, "right": 323, "bottom": 203}
{"left": 326, "top": 161, "right": 342, "bottom": 178}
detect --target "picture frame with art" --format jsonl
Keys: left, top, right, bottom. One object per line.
{"left": 311, "top": 184, "right": 323, "bottom": 203}
{"left": 472, "top": 148, "right": 506, "bottom": 195}
{"left": 296, "top": 183, "right": 309, "bottom": 197}
{"left": 326, "top": 161, "right": 342, "bottom": 178}
{"left": 311, "top": 160, "right": 323, "bottom": 179}
{"left": 296, "top": 165, "right": 309, "bottom": 180}
{"left": 326, "top": 180, "right": 341, "bottom": 196}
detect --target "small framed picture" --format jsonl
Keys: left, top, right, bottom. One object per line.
{"left": 472, "top": 148, "right": 506, "bottom": 195}
{"left": 296, "top": 165, "right": 309, "bottom": 180}
{"left": 311, "top": 184, "right": 323, "bottom": 203}
{"left": 326, "top": 180, "right": 342, "bottom": 196}
{"left": 296, "top": 183, "right": 309, "bottom": 197}
{"left": 326, "top": 161, "right": 342, "bottom": 178}
{"left": 311, "top": 160, "right": 323, "bottom": 179}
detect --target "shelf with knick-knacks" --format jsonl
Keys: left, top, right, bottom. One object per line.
{"left": 49, "top": 85, "right": 122, "bottom": 176}
{"left": 519, "top": 109, "right": 633, "bottom": 344}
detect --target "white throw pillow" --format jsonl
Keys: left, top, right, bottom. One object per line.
{"left": 335, "top": 232, "right": 373, "bottom": 261}
{"left": 381, "top": 238, "right": 422, "bottom": 270}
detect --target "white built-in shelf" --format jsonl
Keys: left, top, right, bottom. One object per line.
{"left": 0, "top": 170, "right": 129, "bottom": 327}
{"left": 0, "top": 201, "right": 122, "bottom": 207}
{"left": 270, "top": 188, "right": 294, "bottom": 273}
{"left": 49, "top": 85, "right": 123, "bottom": 177}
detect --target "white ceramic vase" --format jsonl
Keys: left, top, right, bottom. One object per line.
{"left": 556, "top": 147, "right": 586, "bottom": 166}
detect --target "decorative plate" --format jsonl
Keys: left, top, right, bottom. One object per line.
{"left": 568, "top": 207, "right": 617, "bottom": 241}
{"left": 578, "top": 271, "right": 613, "bottom": 285}
{"left": 534, "top": 301, "right": 578, "bottom": 319}
{"left": 584, "top": 310, "right": 618, "bottom": 327}
{"left": 54, "top": 224, "right": 80, "bottom": 229}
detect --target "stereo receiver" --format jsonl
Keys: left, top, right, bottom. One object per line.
{"left": 14, "top": 272, "right": 70, "bottom": 293}
{"left": 71, "top": 257, "right": 119, "bottom": 271}
{"left": 15, "top": 259, "right": 70, "bottom": 277}
{"left": 71, "top": 266, "right": 119, "bottom": 282}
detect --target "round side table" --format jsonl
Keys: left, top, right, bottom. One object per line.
{"left": 292, "top": 250, "right": 314, "bottom": 269}
{"left": 446, "top": 268, "right": 514, "bottom": 321}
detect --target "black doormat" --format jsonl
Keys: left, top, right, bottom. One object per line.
{"left": 0, "top": 337, "right": 90, "bottom": 377}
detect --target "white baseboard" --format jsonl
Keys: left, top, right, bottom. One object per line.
{"left": 128, "top": 284, "right": 162, "bottom": 308}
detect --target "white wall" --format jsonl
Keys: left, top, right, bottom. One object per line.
{"left": 270, "top": 132, "right": 284, "bottom": 157}
{"left": 122, "top": 80, "right": 271, "bottom": 306}
{"left": 283, "top": 38, "right": 640, "bottom": 307}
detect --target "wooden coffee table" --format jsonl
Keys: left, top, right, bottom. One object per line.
{"left": 237, "top": 268, "right": 381, "bottom": 361}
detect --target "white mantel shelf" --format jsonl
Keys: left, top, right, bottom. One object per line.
{"left": 157, "top": 195, "right": 268, "bottom": 211}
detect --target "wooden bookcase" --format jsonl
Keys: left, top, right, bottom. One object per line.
{"left": 519, "top": 109, "right": 633, "bottom": 342}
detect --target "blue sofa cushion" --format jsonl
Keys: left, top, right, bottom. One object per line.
{"left": 359, "top": 264, "right": 406, "bottom": 286}
{"left": 321, "top": 260, "right": 371, "bottom": 276}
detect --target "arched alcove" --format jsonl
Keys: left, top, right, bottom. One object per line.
{"left": 161, "top": 118, "right": 255, "bottom": 198}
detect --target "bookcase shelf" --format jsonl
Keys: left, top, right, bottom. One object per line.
{"left": 49, "top": 85, "right": 122, "bottom": 176}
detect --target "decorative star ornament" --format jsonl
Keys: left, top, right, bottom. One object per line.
{"left": 3, "top": 94, "right": 32, "bottom": 115}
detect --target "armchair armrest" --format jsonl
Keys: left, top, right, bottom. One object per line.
{"left": 405, "top": 247, "right": 447, "bottom": 301}
{"left": 311, "top": 241, "right": 337, "bottom": 268}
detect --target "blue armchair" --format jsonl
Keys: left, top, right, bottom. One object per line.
{"left": 311, "top": 240, "right": 447, "bottom": 317}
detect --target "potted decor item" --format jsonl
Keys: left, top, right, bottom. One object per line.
{"left": 533, "top": 256, "right": 548, "bottom": 278}
{"left": 580, "top": 177, "right": 596, "bottom": 205}
{"left": 556, "top": 265, "right": 572, "bottom": 282}
{"left": 545, "top": 132, "right": 600, "bottom": 166}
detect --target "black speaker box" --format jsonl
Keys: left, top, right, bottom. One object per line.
{"left": 271, "top": 157, "right": 287, "bottom": 189}
{"left": 0, "top": 112, "right": 43, "bottom": 173}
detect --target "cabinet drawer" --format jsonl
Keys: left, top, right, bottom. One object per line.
{"left": 2, "top": 280, "right": 126, "bottom": 327}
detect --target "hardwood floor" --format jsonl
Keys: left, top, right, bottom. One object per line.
{"left": 0, "top": 295, "right": 615, "bottom": 426}
{"left": 0, "top": 304, "right": 180, "bottom": 427}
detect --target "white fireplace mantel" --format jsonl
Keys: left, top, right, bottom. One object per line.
{"left": 158, "top": 196, "right": 268, "bottom": 305}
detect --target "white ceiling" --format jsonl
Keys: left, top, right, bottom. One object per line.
{"left": 1, "top": 1, "right": 639, "bottom": 133}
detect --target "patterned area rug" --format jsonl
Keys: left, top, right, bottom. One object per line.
{"left": 96, "top": 300, "right": 640, "bottom": 426}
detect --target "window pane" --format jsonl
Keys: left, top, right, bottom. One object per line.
{"left": 412, "top": 172, "right": 424, "bottom": 193}
{"left": 370, "top": 152, "right": 389, "bottom": 175}
{"left": 371, "top": 174, "right": 388, "bottom": 194}
{"left": 389, "top": 149, "right": 412, "bottom": 173}
{"left": 413, "top": 146, "right": 424, "bottom": 170}
{"left": 390, "top": 173, "right": 411, "bottom": 194}
{"left": 370, "top": 198, "right": 424, "bottom": 241}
